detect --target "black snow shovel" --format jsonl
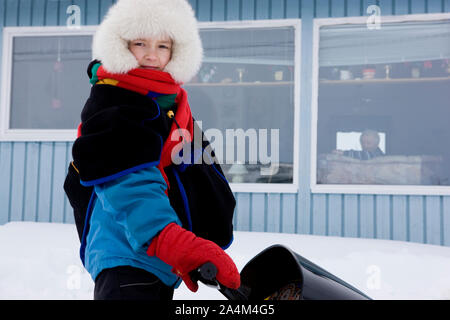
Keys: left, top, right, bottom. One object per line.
{"left": 191, "top": 244, "right": 371, "bottom": 300}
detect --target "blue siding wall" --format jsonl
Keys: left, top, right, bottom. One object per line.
{"left": 1, "top": 0, "right": 450, "bottom": 247}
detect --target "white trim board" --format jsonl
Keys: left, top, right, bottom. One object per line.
{"left": 230, "top": 183, "right": 298, "bottom": 194}
{"left": 310, "top": 13, "right": 450, "bottom": 196}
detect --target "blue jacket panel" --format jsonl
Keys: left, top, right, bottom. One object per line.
{"left": 83, "top": 166, "right": 182, "bottom": 287}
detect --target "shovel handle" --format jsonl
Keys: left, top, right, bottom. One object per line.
{"left": 190, "top": 262, "right": 249, "bottom": 301}
{"left": 190, "top": 262, "right": 218, "bottom": 287}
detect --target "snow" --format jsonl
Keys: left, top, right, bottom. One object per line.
{"left": 1, "top": 222, "right": 450, "bottom": 300}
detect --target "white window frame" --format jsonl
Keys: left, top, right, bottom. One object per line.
{"left": 197, "top": 19, "right": 301, "bottom": 194}
{"left": 310, "top": 13, "right": 450, "bottom": 196}
{"left": 1, "top": 21, "right": 301, "bottom": 194}
{"left": 0, "top": 25, "right": 97, "bottom": 142}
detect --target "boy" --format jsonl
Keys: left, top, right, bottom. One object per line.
{"left": 64, "top": 0, "right": 240, "bottom": 300}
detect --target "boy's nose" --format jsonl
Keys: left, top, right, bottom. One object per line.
{"left": 144, "top": 49, "right": 158, "bottom": 60}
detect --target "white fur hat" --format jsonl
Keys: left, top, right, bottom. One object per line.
{"left": 92, "top": 0, "right": 203, "bottom": 83}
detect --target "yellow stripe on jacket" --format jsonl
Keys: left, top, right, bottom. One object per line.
{"left": 96, "top": 78, "right": 119, "bottom": 86}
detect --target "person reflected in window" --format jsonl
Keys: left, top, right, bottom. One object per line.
{"left": 333, "top": 129, "right": 385, "bottom": 160}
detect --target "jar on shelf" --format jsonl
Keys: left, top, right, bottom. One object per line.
{"left": 339, "top": 68, "right": 353, "bottom": 80}
{"left": 441, "top": 59, "right": 450, "bottom": 76}
{"left": 199, "top": 65, "right": 217, "bottom": 83}
{"left": 362, "top": 65, "right": 376, "bottom": 80}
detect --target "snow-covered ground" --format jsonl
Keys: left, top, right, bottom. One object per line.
{"left": 1, "top": 221, "right": 450, "bottom": 300}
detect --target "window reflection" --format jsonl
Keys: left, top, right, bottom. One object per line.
{"left": 335, "top": 130, "right": 386, "bottom": 158}
{"left": 316, "top": 19, "right": 450, "bottom": 186}
{"left": 10, "top": 36, "right": 92, "bottom": 129}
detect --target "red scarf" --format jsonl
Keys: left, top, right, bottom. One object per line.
{"left": 79, "top": 65, "right": 194, "bottom": 190}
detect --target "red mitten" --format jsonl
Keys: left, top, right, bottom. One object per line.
{"left": 147, "top": 223, "right": 240, "bottom": 292}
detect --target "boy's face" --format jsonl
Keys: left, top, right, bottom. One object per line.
{"left": 128, "top": 35, "right": 173, "bottom": 71}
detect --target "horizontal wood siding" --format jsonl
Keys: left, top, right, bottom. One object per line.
{"left": 310, "top": 193, "right": 450, "bottom": 246}
{"left": 0, "top": 0, "right": 449, "bottom": 247}
{"left": 0, "top": 142, "right": 74, "bottom": 224}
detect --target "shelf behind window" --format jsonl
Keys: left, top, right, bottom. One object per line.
{"left": 184, "top": 81, "right": 294, "bottom": 87}
{"left": 203, "top": 57, "right": 294, "bottom": 66}
{"left": 319, "top": 76, "right": 450, "bottom": 85}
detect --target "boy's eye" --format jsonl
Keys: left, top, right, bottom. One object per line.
{"left": 133, "top": 42, "right": 144, "bottom": 46}
{"left": 159, "top": 45, "right": 170, "bottom": 49}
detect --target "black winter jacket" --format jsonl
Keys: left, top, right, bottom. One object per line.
{"left": 64, "top": 82, "right": 235, "bottom": 249}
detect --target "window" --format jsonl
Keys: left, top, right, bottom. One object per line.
{"left": 187, "top": 20, "right": 301, "bottom": 192}
{"left": 1, "top": 22, "right": 301, "bottom": 192}
{"left": 0, "top": 26, "right": 95, "bottom": 141}
{"left": 311, "top": 14, "right": 450, "bottom": 195}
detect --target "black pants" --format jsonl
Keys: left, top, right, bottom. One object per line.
{"left": 94, "top": 266, "right": 175, "bottom": 300}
